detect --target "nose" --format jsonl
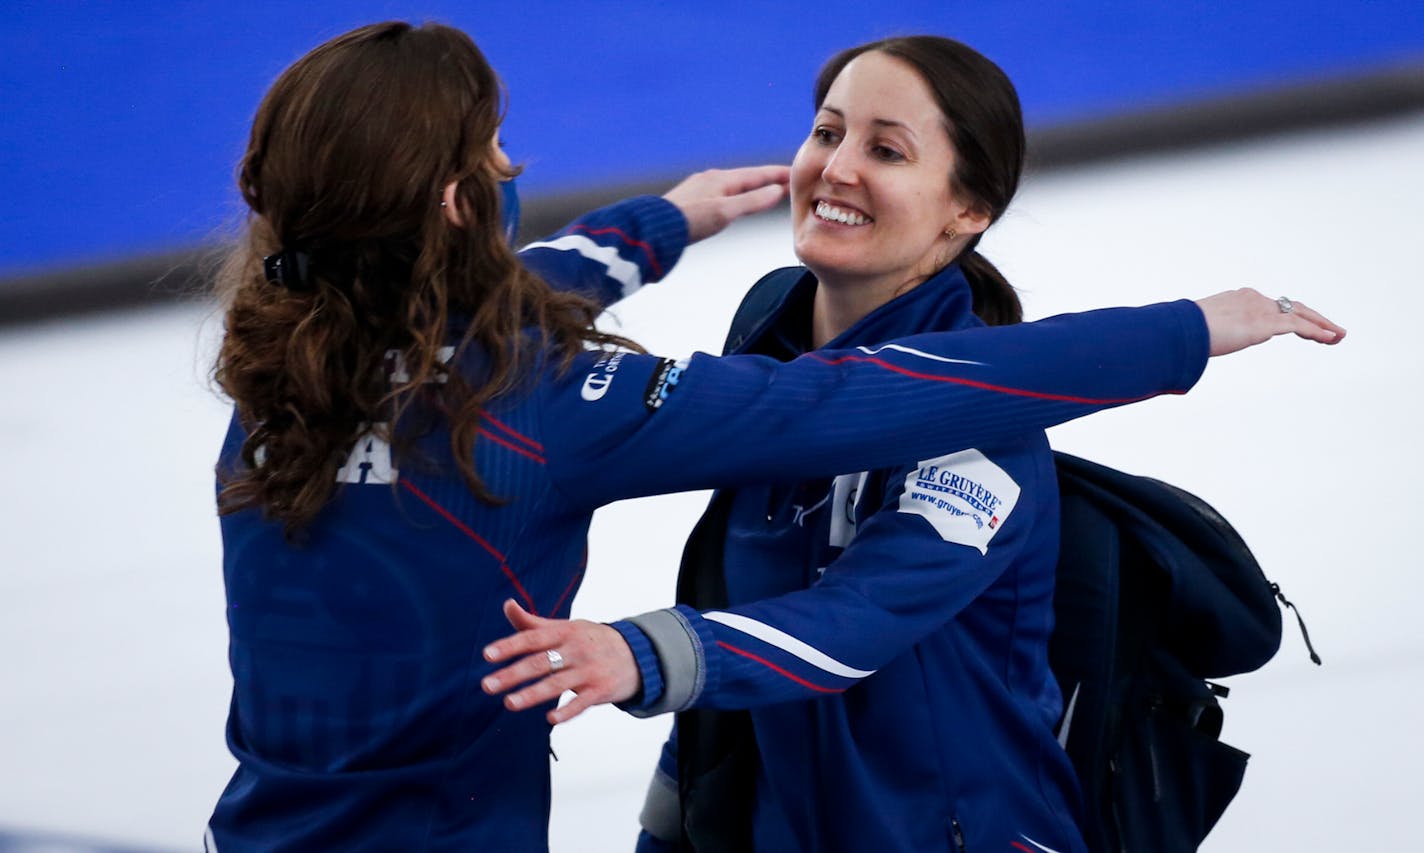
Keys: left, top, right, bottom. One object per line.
{"left": 820, "top": 144, "right": 860, "bottom": 187}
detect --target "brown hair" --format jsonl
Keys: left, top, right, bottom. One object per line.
{"left": 815, "top": 36, "right": 1025, "bottom": 326}
{"left": 213, "top": 21, "right": 635, "bottom": 534}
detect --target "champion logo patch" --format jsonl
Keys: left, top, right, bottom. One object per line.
{"left": 897, "top": 449, "right": 1020, "bottom": 554}
{"left": 580, "top": 351, "right": 627, "bottom": 402}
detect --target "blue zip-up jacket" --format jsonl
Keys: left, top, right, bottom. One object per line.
{"left": 209, "top": 195, "right": 1209, "bottom": 852}
{"left": 621, "top": 265, "right": 1090, "bottom": 853}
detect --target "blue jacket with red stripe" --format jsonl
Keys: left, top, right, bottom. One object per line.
{"left": 208, "top": 197, "right": 1209, "bottom": 852}
{"left": 621, "top": 265, "right": 1098, "bottom": 853}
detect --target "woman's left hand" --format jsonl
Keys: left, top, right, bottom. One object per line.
{"left": 481, "top": 599, "right": 642, "bottom": 725}
{"left": 663, "top": 165, "right": 790, "bottom": 242}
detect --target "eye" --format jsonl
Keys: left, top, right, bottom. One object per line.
{"left": 870, "top": 144, "right": 905, "bottom": 163}
{"left": 811, "top": 125, "right": 842, "bottom": 146}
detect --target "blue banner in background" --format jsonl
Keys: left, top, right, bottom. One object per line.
{"left": 3, "top": 0, "right": 1422, "bottom": 279}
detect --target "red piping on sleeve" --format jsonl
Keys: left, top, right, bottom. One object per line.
{"left": 806, "top": 352, "right": 1175, "bottom": 405}
{"left": 568, "top": 224, "right": 664, "bottom": 278}
{"left": 716, "top": 641, "right": 844, "bottom": 695}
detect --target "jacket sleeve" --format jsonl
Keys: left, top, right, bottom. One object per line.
{"left": 613, "top": 444, "right": 1044, "bottom": 714}
{"left": 541, "top": 299, "right": 1209, "bottom": 509}
{"left": 631, "top": 724, "right": 681, "bottom": 850}
{"left": 517, "top": 195, "right": 688, "bottom": 307}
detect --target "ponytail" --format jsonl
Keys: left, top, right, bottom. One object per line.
{"left": 960, "top": 245, "right": 1022, "bottom": 327}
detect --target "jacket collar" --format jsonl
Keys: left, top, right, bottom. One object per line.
{"left": 752, "top": 263, "right": 979, "bottom": 358}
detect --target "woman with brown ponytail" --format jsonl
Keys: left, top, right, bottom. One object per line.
{"left": 208, "top": 21, "right": 1342, "bottom": 853}
{"left": 481, "top": 36, "right": 1345, "bottom": 853}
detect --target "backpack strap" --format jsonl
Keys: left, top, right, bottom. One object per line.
{"left": 670, "top": 268, "right": 805, "bottom": 852}
{"left": 722, "top": 267, "right": 807, "bottom": 354}
{"left": 673, "top": 493, "right": 757, "bottom": 852}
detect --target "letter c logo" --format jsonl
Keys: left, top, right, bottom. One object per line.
{"left": 581, "top": 373, "right": 613, "bottom": 401}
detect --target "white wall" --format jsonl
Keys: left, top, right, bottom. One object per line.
{"left": 1, "top": 113, "right": 1419, "bottom": 851}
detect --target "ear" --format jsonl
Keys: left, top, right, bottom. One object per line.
{"left": 947, "top": 198, "right": 991, "bottom": 239}
{"left": 441, "top": 181, "right": 465, "bottom": 227}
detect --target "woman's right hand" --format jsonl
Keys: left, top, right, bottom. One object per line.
{"left": 1196, "top": 288, "right": 1345, "bottom": 356}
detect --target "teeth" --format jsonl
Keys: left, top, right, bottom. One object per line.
{"left": 815, "top": 201, "right": 871, "bottom": 226}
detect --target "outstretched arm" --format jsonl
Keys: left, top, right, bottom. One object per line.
{"left": 485, "top": 291, "right": 1345, "bottom": 722}
{"left": 516, "top": 165, "right": 789, "bottom": 307}
{"left": 543, "top": 291, "right": 1343, "bottom": 510}
{"left": 483, "top": 445, "right": 1045, "bottom": 722}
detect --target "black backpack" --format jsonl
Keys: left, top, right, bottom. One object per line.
{"left": 1049, "top": 453, "right": 1318, "bottom": 852}
{"left": 675, "top": 269, "right": 1319, "bottom": 852}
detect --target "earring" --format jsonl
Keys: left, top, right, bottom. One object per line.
{"left": 944, "top": 228, "right": 957, "bottom": 240}
{"left": 440, "top": 201, "right": 448, "bottom": 208}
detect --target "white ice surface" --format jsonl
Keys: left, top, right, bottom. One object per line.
{"left": 1, "top": 114, "right": 1420, "bottom": 851}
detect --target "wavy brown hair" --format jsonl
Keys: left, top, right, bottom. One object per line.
{"left": 214, "top": 21, "right": 636, "bottom": 534}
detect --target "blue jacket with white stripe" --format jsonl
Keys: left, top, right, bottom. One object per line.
{"left": 620, "top": 265, "right": 1094, "bottom": 853}
{"left": 208, "top": 196, "right": 1207, "bottom": 852}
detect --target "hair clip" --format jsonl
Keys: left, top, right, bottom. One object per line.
{"left": 262, "top": 249, "right": 312, "bottom": 290}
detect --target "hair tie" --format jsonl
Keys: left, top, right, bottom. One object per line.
{"left": 262, "top": 249, "right": 312, "bottom": 290}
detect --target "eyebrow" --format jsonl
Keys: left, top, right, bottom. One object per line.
{"left": 820, "top": 106, "right": 919, "bottom": 140}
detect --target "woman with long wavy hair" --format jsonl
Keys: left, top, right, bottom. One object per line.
{"left": 207, "top": 20, "right": 1342, "bottom": 852}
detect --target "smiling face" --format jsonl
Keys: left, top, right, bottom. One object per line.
{"left": 791, "top": 51, "right": 988, "bottom": 303}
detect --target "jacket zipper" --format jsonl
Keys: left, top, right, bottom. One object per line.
{"left": 951, "top": 817, "right": 967, "bottom": 852}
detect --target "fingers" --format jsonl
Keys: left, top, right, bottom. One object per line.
{"left": 482, "top": 646, "right": 629, "bottom": 720}
{"left": 1286, "top": 301, "right": 1346, "bottom": 344}
{"left": 723, "top": 182, "right": 789, "bottom": 219}
{"left": 501, "top": 666, "right": 577, "bottom": 711}
{"left": 664, "top": 164, "right": 791, "bottom": 243}
{"left": 481, "top": 613, "right": 592, "bottom": 700}
{"left": 483, "top": 647, "right": 564, "bottom": 696}
{"left": 548, "top": 693, "right": 597, "bottom": 726}
{"left": 678, "top": 188, "right": 787, "bottom": 243}
{"left": 712, "top": 164, "right": 791, "bottom": 195}
{"left": 501, "top": 598, "right": 546, "bottom": 632}
{"left": 484, "top": 627, "right": 565, "bottom": 664}
{"left": 1197, "top": 289, "right": 1345, "bottom": 356}
{"left": 482, "top": 618, "right": 643, "bottom": 724}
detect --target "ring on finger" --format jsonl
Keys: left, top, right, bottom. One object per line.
{"left": 546, "top": 649, "right": 566, "bottom": 673}
{"left": 1276, "top": 296, "right": 1295, "bottom": 314}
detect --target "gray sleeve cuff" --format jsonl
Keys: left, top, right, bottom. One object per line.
{"left": 623, "top": 607, "right": 706, "bottom": 717}
{"left": 638, "top": 763, "right": 681, "bottom": 842}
